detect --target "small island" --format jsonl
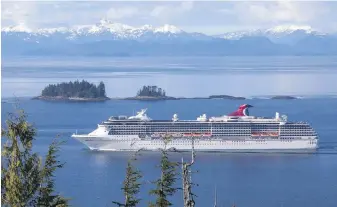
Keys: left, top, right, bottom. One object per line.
{"left": 123, "top": 85, "right": 178, "bottom": 100}
{"left": 33, "top": 80, "right": 110, "bottom": 101}
{"left": 208, "top": 95, "right": 246, "bottom": 100}
{"left": 120, "top": 85, "right": 248, "bottom": 101}
{"left": 270, "top": 95, "right": 297, "bottom": 100}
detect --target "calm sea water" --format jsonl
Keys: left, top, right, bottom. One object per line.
{"left": 1, "top": 98, "right": 337, "bottom": 207}
{"left": 2, "top": 56, "right": 337, "bottom": 97}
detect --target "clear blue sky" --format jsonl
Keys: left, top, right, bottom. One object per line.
{"left": 2, "top": 1, "right": 337, "bottom": 34}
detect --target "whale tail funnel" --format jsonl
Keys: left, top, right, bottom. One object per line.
{"left": 228, "top": 104, "right": 253, "bottom": 116}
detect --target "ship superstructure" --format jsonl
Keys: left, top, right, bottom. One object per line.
{"left": 72, "top": 104, "right": 318, "bottom": 151}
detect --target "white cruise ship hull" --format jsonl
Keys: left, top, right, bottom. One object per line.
{"left": 72, "top": 135, "right": 318, "bottom": 152}
{"left": 71, "top": 106, "right": 319, "bottom": 152}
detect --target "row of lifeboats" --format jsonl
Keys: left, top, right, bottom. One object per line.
{"left": 149, "top": 132, "right": 279, "bottom": 137}
{"left": 251, "top": 132, "right": 279, "bottom": 137}
{"left": 151, "top": 132, "right": 212, "bottom": 138}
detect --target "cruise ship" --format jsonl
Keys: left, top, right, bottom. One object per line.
{"left": 72, "top": 104, "right": 318, "bottom": 152}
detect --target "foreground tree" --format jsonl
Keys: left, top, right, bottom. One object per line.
{"left": 113, "top": 152, "right": 142, "bottom": 207}
{"left": 149, "top": 136, "right": 179, "bottom": 207}
{"left": 37, "top": 138, "right": 69, "bottom": 207}
{"left": 1, "top": 109, "right": 68, "bottom": 207}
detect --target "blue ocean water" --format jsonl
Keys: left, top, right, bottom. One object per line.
{"left": 1, "top": 98, "right": 337, "bottom": 207}
{"left": 2, "top": 56, "right": 337, "bottom": 97}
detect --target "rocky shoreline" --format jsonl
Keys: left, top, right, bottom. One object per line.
{"left": 270, "top": 95, "right": 298, "bottom": 100}
{"left": 208, "top": 95, "right": 246, "bottom": 100}
{"left": 116, "top": 95, "right": 298, "bottom": 100}
{"left": 121, "top": 96, "right": 179, "bottom": 101}
{"left": 33, "top": 81, "right": 299, "bottom": 102}
{"left": 33, "top": 95, "right": 299, "bottom": 102}
{"left": 114, "top": 95, "right": 245, "bottom": 100}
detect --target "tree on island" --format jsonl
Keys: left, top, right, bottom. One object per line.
{"left": 41, "top": 80, "right": 107, "bottom": 99}
{"left": 1, "top": 109, "right": 69, "bottom": 207}
{"left": 97, "top": 82, "right": 106, "bottom": 98}
{"left": 137, "top": 85, "right": 166, "bottom": 97}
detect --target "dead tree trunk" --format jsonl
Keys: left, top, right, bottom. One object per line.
{"left": 213, "top": 186, "right": 217, "bottom": 207}
{"left": 182, "top": 137, "right": 196, "bottom": 207}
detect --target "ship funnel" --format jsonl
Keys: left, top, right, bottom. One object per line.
{"left": 228, "top": 104, "right": 253, "bottom": 116}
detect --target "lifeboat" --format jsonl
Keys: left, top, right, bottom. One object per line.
{"left": 251, "top": 132, "right": 279, "bottom": 136}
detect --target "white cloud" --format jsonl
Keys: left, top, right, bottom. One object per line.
{"left": 180, "top": 1, "right": 194, "bottom": 11}
{"left": 106, "top": 7, "right": 139, "bottom": 20}
{"left": 232, "top": 1, "right": 329, "bottom": 25}
{"left": 150, "top": 6, "right": 167, "bottom": 17}
{"left": 2, "top": 2, "right": 38, "bottom": 27}
{"left": 150, "top": 1, "right": 194, "bottom": 20}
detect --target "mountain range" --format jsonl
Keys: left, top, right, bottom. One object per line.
{"left": 2, "top": 20, "right": 337, "bottom": 56}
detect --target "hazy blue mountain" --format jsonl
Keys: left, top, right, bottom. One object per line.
{"left": 217, "top": 25, "right": 330, "bottom": 45}
{"left": 293, "top": 35, "right": 337, "bottom": 55}
{"left": 2, "top": 22, "right": 337, "bottom": 56}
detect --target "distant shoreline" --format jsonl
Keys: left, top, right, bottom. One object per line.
{"left": 32, "top": 96, "right": 110, "bottom": 102}
{"left": 5, "top": 95, "right": 337, "bottom": 102}
{"left": 32, "top": 95, "right": 299, "bottom": 102}
{"left": 112, "top": 95, "right": 298, "bottom": 101}
{"left": 119, "top": 96, "right": 179, "bottom": 101}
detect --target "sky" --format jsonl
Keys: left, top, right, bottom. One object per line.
{"left": 2, "top": 1, "right": 337, "bottom": 34}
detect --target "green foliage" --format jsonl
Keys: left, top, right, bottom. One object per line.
{"left": 149, "top": 149, "right": 179, "bottom": 207}
{"left": 137, "top": 85, "right": 166, "bottom": 97}
{"left": 97, "top": 81, "right": 106, "bottom": 98}
{"left": 41, "top": 80, "right": 107, "bottom": 98}
{"left": 37, "top": 138, "right": 69, "bottom": 207}
{"left": 1, "top": 109, "right": 69, "bottom": 207}
{"left": 112, "top": 155, "right": 142, "bottom": 207}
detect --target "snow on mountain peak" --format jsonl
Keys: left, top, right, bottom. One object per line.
{"left": 2, "top": 21, "right": 184, "bottom": 36}
{"left": 266, "top": 25, "right": 313, "bottom": 34}
{"left": 37, "top": 27, "right": 68, "bottom": 34}
{"left": 99, "top": 18, "right": 112, "bottom": 26}
{"left": 84, "top": 19, "right": 133, "bottom": 34}
{"left": 217, "top": 25, "right": 318, "bottom": 40}
{"left": 2, "top": 23, "right": 32, "bottom": 33}
{"left": 139, "top": 24, "right": 154, "bottom": 30}
{"left": 154, "top": 24, "right": 182, "bottom": 34}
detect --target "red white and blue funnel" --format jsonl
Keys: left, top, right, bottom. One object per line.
{"left": 228, "top": 104, "right": 253, "bottom": 116}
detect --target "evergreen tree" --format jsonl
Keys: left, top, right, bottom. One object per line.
{"left": 41, "top": 80, "right": 106, "bottom": 98}
{"left": 136, "top": 85, "right": 166, "bottom": 97}
{"left": 98, "top": 81, "right": 106, "bottom": 98}
{"left": 37, "top": 138, "right": 69, "bottom": 207}
{"left": 1, "top": 109, "right": 69, "bottom": 207}
{"left": 149, "top": 136, "right": 179, "bottom": 207}
{"left": 112, "top": 154, "right": 142, "bottom": 207}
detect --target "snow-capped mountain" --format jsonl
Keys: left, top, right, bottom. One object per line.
{"left": 2, "top": 19, "right": 210, "bottom": 43}
{"left": 2, "top": 22, "right": 337, "bottom": 56}
{"left": 217, "top": 25, "right": 325, "bottom": 45}
{"left": 265, "top": 25, "right": 314, "bottom": 34}
{"left": 2, "top": 23, "right": 33, "bottom": 33}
